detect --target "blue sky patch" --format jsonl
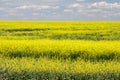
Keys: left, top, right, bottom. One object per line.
{"left": 0, "top": 0, "right": 120, "bottom": 20}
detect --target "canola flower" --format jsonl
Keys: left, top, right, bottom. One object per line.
{"left": 0, "top": 40, "right": 120, "bottom": 61}
{"left": 0, "top": 21, "right": 120, "bottom": 40}
{"left": 0, "top": 21, "right": 120, "bottom": 79}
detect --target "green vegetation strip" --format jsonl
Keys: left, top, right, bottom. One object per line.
{"left": 0, "top": 57, "right": 120, "bottom": 80}
{"left": 0, "top": 21, "right": 120, "bottom": 79}
{"left": 0, "top": 40, "right": 120, "bottom": 61}
{"left": 0, "top": 21, "right": 120, "bottom": 40}
{"left": 0, "top": 40, "right": 119, "bottom": 79}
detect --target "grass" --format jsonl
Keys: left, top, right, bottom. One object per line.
{"left": 0, "top": 21, "right": 120, "bottom": 79}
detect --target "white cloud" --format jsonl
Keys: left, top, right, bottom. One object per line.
{"left": 64, "top": 9, "right": 73, "bottom": 12}
{"left": 52, "top": 6, "right": 59, "bottom": 9}
{"left": 16, "top": 5, "right": 49, "bottom": 9}
{"left": 0, "top": 0, "right": 120, "bottom": 20}
{"left": 0, "top": 0, "right": 9, "bottom": 2}
{"left": 32, "top": 13, "right": 39, "bottom": 16}
{"left": 90, "top": 1, "right": 120, "bottom": 9}
{"left": 0, "top": 8, "right": 4, "bottom": 10}
{"left": 16, "top": 5, "right": 59, "bottom": 10}
{"left": 69, "top": 3, "right": 83, "bottom": 8}
{"left": 77, "top": 8, "right": 101, "bottom": 13}
{"left": 113, "top": 13, "right": 120, "bottom": 16}
{"left": 76, "top": 0, "right": 85, "bottom": 2}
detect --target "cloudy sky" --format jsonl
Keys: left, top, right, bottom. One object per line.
{"left": 0, "top": 0, "right": 120, "bottom": 20}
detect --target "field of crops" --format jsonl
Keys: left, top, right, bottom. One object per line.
{"left": 0, "top": 21, "right": 120, "bottom": 80}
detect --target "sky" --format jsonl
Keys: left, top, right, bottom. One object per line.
{"left": 0, "top": 0, "right": 120, "bottom": 20}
